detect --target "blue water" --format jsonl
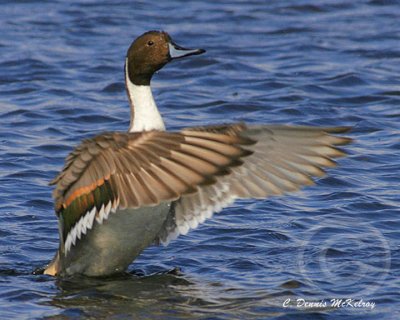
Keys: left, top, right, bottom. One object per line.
{"left": 1, "top": 0, "right": 399, "bottom": 319}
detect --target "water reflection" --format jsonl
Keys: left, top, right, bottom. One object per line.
{"left": 45, "top": 270, "right": 291, "bottom": 319}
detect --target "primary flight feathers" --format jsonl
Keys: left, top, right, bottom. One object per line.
{"left": 50, "top": 124, "right": 351, "bottom": 251}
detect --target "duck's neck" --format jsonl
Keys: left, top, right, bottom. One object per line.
{"left": 125, "top": 59, "right": 165, "bottom": 132}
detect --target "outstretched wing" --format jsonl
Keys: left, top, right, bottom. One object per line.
{"left": 51, "top": 130, "right": 255, "bottom": 255}
{"left": 155, "top": 124, "right": 352, "bottom": 244}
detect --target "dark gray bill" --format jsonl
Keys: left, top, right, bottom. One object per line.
{"left": 168, "top": 41, "right": 206, "bottom": 60}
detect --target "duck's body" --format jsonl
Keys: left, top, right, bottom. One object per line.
{"left": 57, "top": 203, "right": 170, "bottom": 276}
{"left": 43, "top": 31, "right": 351, "bottom": 277}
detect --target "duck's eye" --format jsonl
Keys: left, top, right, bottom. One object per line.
{"left": 147, "top": 41, "right": 154, "bottom": 46}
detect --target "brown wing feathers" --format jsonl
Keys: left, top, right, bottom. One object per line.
{"left": 51, "top": 130, "right": 255, "bottom": 247}
{"left": 156, "top": 125, "right": 351, "bottom": 244}
{"left": 51, "top": 125, "right": 351, "bottom": 250}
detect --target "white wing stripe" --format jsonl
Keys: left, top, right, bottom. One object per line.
{"left": 64, "top": 201, "right": 113, "bottom": 256}
{"left": 161, "top": 178, "right": 236, "bottom": 245}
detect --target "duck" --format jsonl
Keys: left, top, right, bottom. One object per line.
{"left": 43, "top": 30, "right": 351, "bottom": 277}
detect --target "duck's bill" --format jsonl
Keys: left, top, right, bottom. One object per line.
{"left": 168, "top": 42, "right": 206, "bottom": 60}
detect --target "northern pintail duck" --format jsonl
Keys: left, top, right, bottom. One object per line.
{"left": 43, "top": 31, "right": 351, "bottom": 277}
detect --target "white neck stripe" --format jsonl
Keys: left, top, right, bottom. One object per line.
{"left": 125, "top": 58, "right": 165, "bottom": 132}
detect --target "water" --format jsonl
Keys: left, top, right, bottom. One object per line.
{"left": 0, "top": 0, "right": 399, "bottom": 319}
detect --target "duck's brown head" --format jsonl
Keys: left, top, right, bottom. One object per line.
{"left": 126, "top": 31, "right": 205, "bottom": 85}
